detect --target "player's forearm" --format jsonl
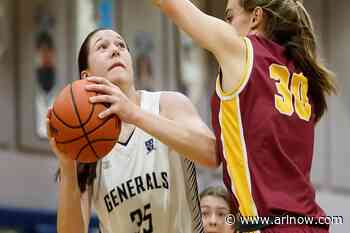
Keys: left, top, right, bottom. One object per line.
{"left": 133, "top": 109, "right": 218, "bottom": 168}
{"left": 153, "top": 0, "right": 231, "bottom": 54}
{"left": 57, "top": 165, "right": 87, "bottom": 233}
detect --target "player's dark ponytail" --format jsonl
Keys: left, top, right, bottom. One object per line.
{"left": 239, "top": 0, "right": 337, "bottom": 121}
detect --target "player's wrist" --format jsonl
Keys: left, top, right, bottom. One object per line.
{"left": 59, "top": 160, "right": 76, "bottom": 174}
{"left": 129, "top": 107, "right": 144, "bottom": 127}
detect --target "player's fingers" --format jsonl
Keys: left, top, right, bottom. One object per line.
{"left": 48, "top": 137, "right": 67, "bottom": 160}
{"left": 86, "top": 76, "right": 102, "bottom": 83}
{"left": 50, "top": 138, "right": 63, "bottom": 157}
{"left": 46, "top": 108, "right": 53, "bottom": 138}
{"left": 85, "top": 84, "right": 113, "bottom": 94}
{"left": 98, "top": 108, "right": 113, "bottom": 119}
{"left": 87, "top": 76, "right": 112, "bottom": 86}
{"left": 49, "top": 137, "right": 55, "bottom": 147}
{"left": 89, "top": 95, "right": 115, "bottom": 104}
{"left": 50, "top": 138, "right": 59, "bottom": 155}
{"left": 87, "top": 76, "right": 122, "bottom": 91}
{"left": 47, "top": 107, "right": 52, "bottom": 119}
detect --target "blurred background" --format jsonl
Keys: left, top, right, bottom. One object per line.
{"left": 0, "top": 0, "right": 349, "bottom": 232}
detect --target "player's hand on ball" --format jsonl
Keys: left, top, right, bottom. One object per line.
{"left": 85, "top": 76, "right": 140, "bottom": 124}
{"left": 46, "top": 108, "right": 75, "bottom": 166}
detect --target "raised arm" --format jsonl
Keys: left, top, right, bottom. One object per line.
{"left": 152, "top": 0, "right": 248, "bottom": 94}
{"left": 152, "top": 0, "right": 242, "bottom": 61}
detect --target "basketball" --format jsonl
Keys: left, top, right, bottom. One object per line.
{"left": 49, "top": 79, "right": 121, "bottom": 163}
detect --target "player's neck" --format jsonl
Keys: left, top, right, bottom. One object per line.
{"left": 124, "top": 87, "right": 141, "bottom": 106}
{"left": 247, "top": 29, "right": 266, "bottom": 38}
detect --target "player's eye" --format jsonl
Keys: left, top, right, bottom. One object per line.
{"left": 117, "top": 42, "right": 126, "bottom": 49}
{"left": 98, "top": 43, "right": 107, "bottom": 50}
{"left": 201, "top": 211, "right": 209, "bottom": 217}
{"left": 217, "top": 212, "right": 226, "bottom": 218}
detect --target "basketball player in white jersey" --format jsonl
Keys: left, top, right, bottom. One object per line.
{"left": 47, "top": 29, "right": 219, "bottom": 233}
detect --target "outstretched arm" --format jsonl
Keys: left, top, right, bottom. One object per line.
{"left": 152, "top": 0, "right": 242, "bottom": 61}
{"left": 151, "top": 0, "right": 247, "bottom": 94}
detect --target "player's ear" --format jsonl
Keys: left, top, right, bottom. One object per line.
{"left": 250, "top": 6, "right": 264, "bottom": 29}
{"left": 80, "top": 70, "right": 89, "bottom": 79}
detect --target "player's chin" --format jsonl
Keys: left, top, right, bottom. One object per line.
{"left": 107, "top": 71, "right": 130, "bottom": 85}
{"left": 205, "top": 228, "right": 221, "bottom": 233}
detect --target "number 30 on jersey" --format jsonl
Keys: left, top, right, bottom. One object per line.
{"left": 269, "top": 64, "right": 312, "bottom": 121}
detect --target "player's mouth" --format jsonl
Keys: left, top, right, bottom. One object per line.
{"left": 108, "top": 62, "right": 126, "bottom": 71}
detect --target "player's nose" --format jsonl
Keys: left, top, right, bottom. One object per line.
{"left": 208, "top": 213, "right": 218, "bottom": 225}
{"left": 110, "top": 44, "right": 120, "bottom": 57}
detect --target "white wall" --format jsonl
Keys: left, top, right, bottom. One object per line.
{"left": 327, "top": 0, "right": 350, "bottom": 191}
{"left": 0, "top": 149, "right": 58, "bottom": 210}
{"left": 317, "top": 191, "right": 349, "bottom": 233}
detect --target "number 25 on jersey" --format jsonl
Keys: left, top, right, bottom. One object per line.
{"left": 269, "top": 64, "right": 312, "bottom": 121}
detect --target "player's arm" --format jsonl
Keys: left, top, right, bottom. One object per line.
{"left": 151, "top": 0, "right": 246, "bottom": 93}
{"left": 153, "top": 0, "right": 241, "bottom": 55}
{"left": 47, "top": 113, "right": 91, "bottom": 233}
{"left": 85, "top": 78, "right": 219, "bottom": 167}
{"left": 56, "top": 162, "right": 92, "bottom": 233}
{"left": 135, "top": 91, "right": 219, "bottom": 168}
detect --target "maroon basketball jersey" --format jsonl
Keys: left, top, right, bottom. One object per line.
{"left": 211, "top": 35, "right": 326, "bottom": 220}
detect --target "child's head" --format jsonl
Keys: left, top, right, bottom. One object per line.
{"left": 200, "top": 186, "right": 236, "bottom": 233}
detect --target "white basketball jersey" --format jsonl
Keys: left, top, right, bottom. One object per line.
{"left": 93, "top": 91, "right": 204, "bottom": 233}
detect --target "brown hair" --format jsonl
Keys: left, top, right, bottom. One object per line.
{"left": 200, "top": 186, "right": 237, "bottom": 214}
{"left": 239, "top": 0, "right": 336, "bottom": 121}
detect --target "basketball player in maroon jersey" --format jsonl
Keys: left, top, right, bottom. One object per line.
{"left": 151, "top": 0, "right": 337, "bottom": 232}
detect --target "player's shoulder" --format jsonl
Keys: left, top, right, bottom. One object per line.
{"left": 141, "top": 90, "right": 188, "bottom": 108}
{"left": 158, "top": 91, "right": 194, "bottom": 118}
{"left": 159, "top": 91, "right": 190, "bottom": 104}
{"left": 248, "top": 35, "right": 285, "bottom": 56}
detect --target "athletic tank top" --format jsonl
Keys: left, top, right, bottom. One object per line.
{"left": 211, "top": 36, "right": 326, "bottom": 220}
{"left": 93, "top": 90, "right": 203, "bottom": 233}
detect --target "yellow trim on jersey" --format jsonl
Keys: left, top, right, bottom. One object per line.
{"left": 216, "top": 37, "right": 254, "bottom": 100}
{"left": 219, "top": 97, "right": 258, "bottom": 219}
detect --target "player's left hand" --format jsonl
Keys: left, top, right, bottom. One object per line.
{"left": 85, "top": 76, "right": 141, "bottom": 124}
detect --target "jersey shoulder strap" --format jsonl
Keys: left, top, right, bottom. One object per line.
{"left": 140, "top": 90, "right": 161, "bottom": 115}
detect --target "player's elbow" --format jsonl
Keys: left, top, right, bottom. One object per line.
{"left": 201, "top": 138, "right": 220, "bottom": 169}
{"left": 204, "top": 153, "right": 221, "bottom": 169}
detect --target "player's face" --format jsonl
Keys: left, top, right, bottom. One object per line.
{"left": 87, "top": 30, "right": 134, "bottom": 88}
{"left": 201, "top": 196, "right": 235, "bottom": 233}
{"left": 225, "top": 0, "right": 253, "bottom": 36}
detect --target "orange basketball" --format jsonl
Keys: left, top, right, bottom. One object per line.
{"left": 49, "top": 79, "right": 121, "bottom": 163}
